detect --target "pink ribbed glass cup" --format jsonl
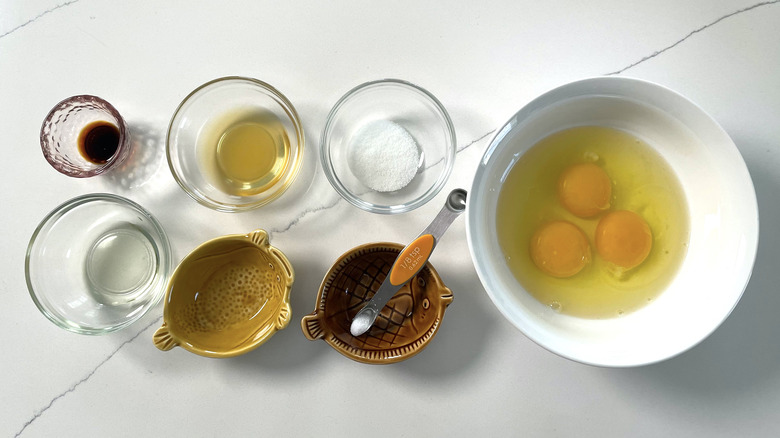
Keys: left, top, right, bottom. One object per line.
{"left": 40, "top": 95, "right": 131, "bottom": 178}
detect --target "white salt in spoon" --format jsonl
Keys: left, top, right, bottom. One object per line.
{"left": 350, "top": 188, "right": 467, "bottom": 337}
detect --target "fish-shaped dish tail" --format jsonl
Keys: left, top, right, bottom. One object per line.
{"left": 153, "top": 323, "right": 179, "bottom": 351}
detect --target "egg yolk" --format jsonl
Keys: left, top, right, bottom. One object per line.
{"left": 595, "top": 210, "right": 653, "bottom": 270}
{"left": 530, "top": 221, "right": 591, "bottom": 278}
{"left": 557, "top": 163, "right": 612, "bottom": 218}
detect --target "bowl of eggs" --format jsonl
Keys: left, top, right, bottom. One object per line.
{"left": 467, "top": 77, "right": 759, "bottom": 367}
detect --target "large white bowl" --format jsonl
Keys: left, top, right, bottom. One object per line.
{"left": 467, "top": 77, "right": 759, "bottom": 367}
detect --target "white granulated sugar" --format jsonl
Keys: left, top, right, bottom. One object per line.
{"left": 347, "top": 119, "right": 420, "bottom": 192}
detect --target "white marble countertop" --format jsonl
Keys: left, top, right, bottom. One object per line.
{"left": 2, "top": 1, "right": 780, "bottom": 436}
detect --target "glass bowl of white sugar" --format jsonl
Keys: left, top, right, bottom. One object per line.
{"left": 320, "top": 79, "right": 456, "bottom": 214}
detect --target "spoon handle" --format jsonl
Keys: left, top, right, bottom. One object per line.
{"left": 388, "top": 193, "right": 465, "bottom": 285}
{"left": 388, "top": 234, "right": 435, "bottom": 286}
{"left": 423, "top": 188, "right": 467, "bottom": 231}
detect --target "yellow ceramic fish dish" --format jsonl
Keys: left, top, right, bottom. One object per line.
{"left": 154, "top": 229, "right": 293, "bottom": 357}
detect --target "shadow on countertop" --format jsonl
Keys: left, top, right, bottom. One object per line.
{"left": 103, "top": 119, "right": 166, "bottom": 191}
{"left": 391, "top": 253, "right": 500, "bottom": 380}
{"left": 607, "top": 140, "right": 780, "bottom": 398}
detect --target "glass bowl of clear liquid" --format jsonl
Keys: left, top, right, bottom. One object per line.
{"left": 25, "top": 194, "right": 172, "bottom": 334}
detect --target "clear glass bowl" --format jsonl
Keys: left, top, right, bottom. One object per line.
{"left": 321, "top": 79, "right": 456, "bottom": 214}
{"left": 25, "top": 194, "right": 172, "bottom": 335}
{"left": 167, "top": 76, "right": 305, "bottom": 212}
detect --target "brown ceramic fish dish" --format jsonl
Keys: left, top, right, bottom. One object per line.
{"left": 302, "top": 242, "right": 453, "bottom": 364}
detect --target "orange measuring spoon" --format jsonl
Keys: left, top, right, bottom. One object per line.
{"left": 350, "top": 189, "right": 467, "bottom": 337}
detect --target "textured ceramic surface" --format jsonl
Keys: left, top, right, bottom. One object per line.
{"left": 154, "top": 229, "right": 293, "bottom": 357}
{"left": 302, "top": 242, "right": 453, "bottom": 364}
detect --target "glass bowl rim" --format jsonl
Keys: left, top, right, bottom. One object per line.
{"left": 25, "top": 192, "right": 172, "bottom": 335}
{"left": 319, "top": 78, "right": 457, "bottom": 215}
{"left": 165, "top": 75, "right": 305, "bottom": 212}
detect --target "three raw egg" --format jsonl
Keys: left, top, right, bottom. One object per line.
{"left": 530, "top": 162, "right": 653, "bottom": 278}
{"left": 496, "top": 126, "right": 689, "bottom": 318}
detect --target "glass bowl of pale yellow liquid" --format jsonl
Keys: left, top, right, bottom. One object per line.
{"left": 26, "top": 194, "right": 172, "bottom": 334}
{"left": 167, "top": 76, "right": 305, "bottom": 212}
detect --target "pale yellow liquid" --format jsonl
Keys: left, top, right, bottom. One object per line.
{"left": 497, "top": 126, "right": 690, "bottom": 319}
{"left": 200, "top": 110, "right": 290, "bottom": 196}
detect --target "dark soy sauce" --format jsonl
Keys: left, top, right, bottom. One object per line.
{"left": 78, "top": 121, "right": 120, "bottom": 164}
